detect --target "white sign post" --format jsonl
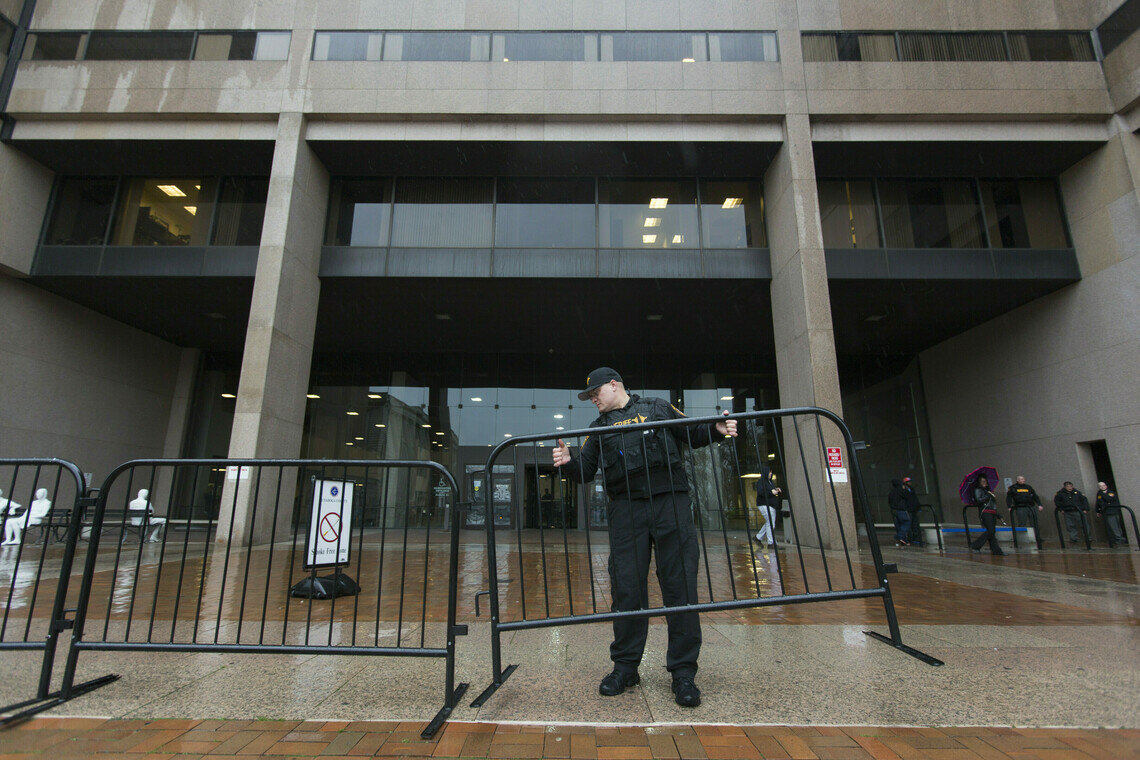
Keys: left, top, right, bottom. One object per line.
{"left": 826, "top": 447, "right": 849, "bottom": 484}
{"left": 305, "top": 479, "right": 353, "bottom": 569}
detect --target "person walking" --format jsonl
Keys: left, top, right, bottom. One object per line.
{"left": 1053, "top": 482, "right": 1090, "bottom": 544}
{"left": 553, "top": 367, "right": 737, "bottom": 708}
{"left": 1095, "top": 482, "right": 1127, "bottom": 547}
{"left": 1006, "top": 476, "right": 1044, "bottom": 549}
{"left": 753, "top": 467, "right": 781, "bottom": 555}
{"left": 969, "top": 475, "right": 1006, "bottom": 556}
{"left": 888, "top": 479, "right": 910, "bottom": 546}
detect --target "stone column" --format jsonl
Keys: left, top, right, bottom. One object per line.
{"left": 217, "top": 112, "right": 329, "bottom": 546}
{"left": 764, "top": 114, "right": 858, "bottom": 552}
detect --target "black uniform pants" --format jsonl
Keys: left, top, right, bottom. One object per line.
{"left": 906, "top": 508, "right": 924, "bottom": 544}
{"left": 1103, "top": 510, "right": 1126, "bottom": 545}
{"left": 606, "top": 491, "right": 701, "bottom": 678}
{"left": 1063, "top": 510, "right": 1089, "bottom": 542}
{"left": 1011, "top": 506, "right": 1042, "bottom": 546}
{"left": 970, "top": 511, "right": 1003, "bottom": 554}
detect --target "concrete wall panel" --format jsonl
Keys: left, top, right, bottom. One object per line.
{"left": 0, "top": 146, "right": 53, "bottom": 276}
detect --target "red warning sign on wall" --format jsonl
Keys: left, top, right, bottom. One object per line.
{"left": 826, "top": 447, "right": 843, "bottom": 468}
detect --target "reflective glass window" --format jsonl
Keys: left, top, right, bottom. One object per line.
{"left": 1007, "top": 32, "right": 1094, "bottom": 62}
{"left": 85, "top": 31, "right": 194, "bottom": 60}
{"left": 212, "top": 177, "right": 269, "bottom": 245}
{"left": 313, "top": 31, "right": 382, "bottom": 61}
{"left": 44, "top": 177, "right": 117, "bottom": 245}
{"left": 25, "top": 32, "right": 85, "bottom": 60}
{"left": 110, "top": 178, "right": 216, "bottom": 246}
{"left": 979, "top": 180, "right": 1068, "bottom": 249}
{"left": 818, "top": 180, "right": 880, "bottom": 248}
{"left": 495, "top": 178, "right": 595, "bottom": 248}
{"left": 708, "top": 32, "right": 777, "bottom": 62}
{"left": 598, "top": 179, "right": 699, "bottom": 249}
{"left": 195, "top": 31, "right": 291, "bottom": 61}
{"left": 803, "top": 32, "right": 899, "bottom": 62}
{"left": 326, "top": 179, "right": 393, "bottom": 246}
{"left": 492, "top": 32, "right": 597, "bottom": 61}
{"left": 699, "top": 180, "right": 766, "bottom": 248}
{"left": 601, "top": 32, "right": 707, "bottom": 62}
{"left": 382, "top": 32, "right": 491, "bottom": 61}
{"left": 1097, "top": 0, "right": 1140, "bottom": 57}
{"left": 391, "top": 178, "right": 493, "bottom": 247}
{"left": 878, "top": 180, "right": 984, "bottom": 248}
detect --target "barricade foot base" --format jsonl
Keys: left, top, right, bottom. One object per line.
{"left": 0, "top": 673, "right": 119, "bottom": 728}
{"left": 863, "top": 631, "right": 944, "bottom": 666}
{"left": 420, "top": 682, "right": 469, "bottom": 740}
{"left": 470, "top": 664, "right": 518, "bottom": 707}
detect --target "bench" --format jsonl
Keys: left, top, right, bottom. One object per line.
{"left": 81, "top": 508, "right": 162, "bottom": 544}
{"left": 25, "top": 508, "right": 73, "bottom": 544}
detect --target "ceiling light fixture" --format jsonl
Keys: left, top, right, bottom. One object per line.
{"left": 470, "top": 397, "right": 482, "bottom": 402}
{"left": 184, "top": 205, "right": 197, "bottom": 215}
{"left": 306, "top": 394, "right": 320, "bottom": 399}
{"left": 722, "top": 197, "right": 743, "bottom": 209}
{"left": 220, "top": 393, "right": 236, "bottom": 399}
{"left": 421, "top": 423, "right": 431, "bottom": 428}
{"left": 644, "top": 217, "right": 661, "bottom": 227}
{"left": 157, "top": 184, "right": 186, "bottom": 197}
{"left": 649, "top": 197, "right": 668, "bottom": 209}
{"left": 368, "top": 393, "right": 382, "bottom": 399}
{"left": 553, "top": 414, "right": 564, "bottom": 419}
{"left": 682, "top": 57, "right": 695, "bottom": 63}
{"left": 375, "top": 423, "right": 386, "bottom": 428}
{"left": 346, "top": 411, "right": 359, "bottom": 416}
{"left": 672, "top": 234, "right": 683, "bottom": 244}
{"left": 642, "top": 234, "right": 657, "bottom": 244}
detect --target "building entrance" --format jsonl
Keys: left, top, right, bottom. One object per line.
{"left": 523, "top": 465, "right": 577, "bottom": 529}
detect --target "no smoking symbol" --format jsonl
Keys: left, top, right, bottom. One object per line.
{"left": 320, "top": 513, "right": 341, "bottom": 542}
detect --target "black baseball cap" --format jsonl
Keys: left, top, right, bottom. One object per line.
{"left": 578, "top": 367, "right": 622, "bottom": 400}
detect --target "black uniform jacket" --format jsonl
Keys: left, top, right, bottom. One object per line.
{"left": 1006, "top": 483, "right": 1041, "bottom": 508}
{"left": 1096, "top": 489, "right": 1122, "bottom": 513}
{"left": 1054, "top": 489, "right": 1089, "bottom": 511}
{"left": 562, "top": 394, "right": 718, "bottom": 500}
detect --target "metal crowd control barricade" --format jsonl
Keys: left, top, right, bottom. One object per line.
{"left": 0, "top": 459, "right": 118, "bottom": 723}
{"left": 57, "top": 458, "right": 468, "bottom": 739}
{"left": 1116, "top": 506, "right": 1139, "bottom": 550}
{"left": 1007, "top": 505, "right": 1044, "bottom": 550}
{"left": 1054, "top": 507, "right": 1092, "bottom": 550}
{"left": 470, "top": 407, "right": 942, "bottom": 708}
{"left": 914, "top": 504, "right": 943, "bottom": 552}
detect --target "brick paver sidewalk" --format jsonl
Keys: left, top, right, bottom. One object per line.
{"left": 2, "top": 719, "right": 1137, "bottom": 759}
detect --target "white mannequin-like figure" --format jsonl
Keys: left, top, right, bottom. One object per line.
{"left": 128, "top": 489, "right": 166, "bottom": 542}
{"left": 3, "top": 488, "right": 50, "bottom": 545}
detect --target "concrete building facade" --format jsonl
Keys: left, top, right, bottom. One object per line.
{"left": 0, "top": 0, "right": 1136, "bottom": 548}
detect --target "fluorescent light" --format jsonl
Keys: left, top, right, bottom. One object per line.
{"left": 354, "top": 436, "right": 363, "bottom": 440}
{"left": 722, "top": 197, "right": 743, "bottom": 209}
{"left": 375, "top": 424, "right": 386, "bottom": 428}
{"left": 184, "top": 205, "right": 197, "bottom": 215}
{"left": 306, "top": 394, "right": 320, "bottom": 399}
{"left": 553, "top": 414, "right": 564, "bottom": 419}
{"left": 642, "top": 234, "right": 657, "bottom": 244}
{"left": 421, "top": 423, "right": 431, "bottom": 428}
{"left": 194, "top": 185, "right": 201, "bottom": 190}
{"left": 767, "top": 453, "right": 776, "bottom": 459}
{"left": 720, "top": 395, "right": 733, "bottom": 401}
{"left": 672, "top": 235, "right": 683, "bottom": 244}
{"left": 556, "top": 426, "right": 564, "bottom": 431}
{"left": 682, "top": 57, "right": 695, "bottom": 63}
{"left": 470, "top": 397, "right": 482, "bottom": 402}
{"left": 156, "top": 184, "right": 186, "bottom": 197}
{"left": 649, "top": 198, "right": 668, "bottom": 209}
{"left": 643, "top": 217, "right": 661, "bottom": 227}
{"left": 220, "top": 393, "right": 236, "bottom": 399}
{"left": 435, "top": 431, "right": 444, "bottom": 436}
{"left": 504, "top": 433, "right": 512, "bottom": 437}
{"left": 368, "top": 393, "right": 382, "bottom": 399}
{"left": 346, "top": 411, "right": 359, "bottom": 416}
{"left": 346, "top": 442, "right": 354, "bottom": 446}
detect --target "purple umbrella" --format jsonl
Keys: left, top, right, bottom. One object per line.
{"left": 959, "top": 466, "right": 999, "bottom": 505}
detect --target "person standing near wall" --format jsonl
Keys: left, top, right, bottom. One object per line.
{"left": 1006, "top": 476, "right": 1044, "bottom": 549}
{"left": 1054, "top": 481, "right": 1090, "bottom": 544}
{"left": 1095, "top": 482, "right": 1127, "bottom": 548}
{"left": 888, "top": 479, "right": 910, "bottom": 546}
{"left": 753, "top": 467, "right": 781, "bottom": 554}
{"left": 901, "top": 477, "right": 924, "bottom": 546}
{"left": 552, "top": 367, "right": 737, "bottom": 708}
{"left": 969, "top": 475, "right": 1006, "bottom": 556}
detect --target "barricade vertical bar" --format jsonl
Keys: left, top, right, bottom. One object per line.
{"left": 396, "top": 468, "right": 412, "bottom": 645}
{"left": 558, "top": 460, "right": 574, "bottom": 617}
{"left": 751, "top": 420, "right": 788, "bottom": 594}
{"left": 684, "top": 427, "right": 715, "bottom": 602}
{"left": 661, "top": 427, "right": 694, "bottom": 606}
{"left": 374, "top": 468, "right": 390, "bottom": 647}
{"left": 282, "top": 470, "right": 303, "bottom": 646}
{"left": 191, "top": 468, "right": 219, "bottom": 644}
{"left": 304, "top": 465, "right": 324, "bottom": 646}
{"left": 34, "top": 464, "right": 84, "bottom": 701}
{"left": 575, "top": 439, "right": 599, "bottom": 613}
{"left": 707, "top": 440, "right": 739, "bottom": 600}
{"left": 102, "top": 468, "right": 135, "bottom": 641}
{"left": 215, "top": 464, "right": 244, "bottom": 644}
{"left": 533, "top": 446, "right": 551, "bottom": 618}
{"left": 514, "top": 445, "right": 528, "bottom": 620}
{"left": 236, "top": 465, "right": 265, "bottom": 644}
{"left": 259, "top": 466, "right": 285, "bottom": 645}
{"left": 726, "top": 435, "right": 762, "bottom": 594}
{"left": 815, "top": 418, "right": 857, "bottom": 588}
{"left": 146, "top": 464, "right": 179, "bottom": 643}
{"left": 168, "top": 464, "right": 200, "bottom": 642}
{"left": 326, "top": 465, "right": 348, "bottom": 647}
{"left": 419, "top": 464, "right": 433, "bottom": 649}
{"left": 351, "top": 467, "right": 369, "bottom": 647}
{"left": 767, "top": 417, "right": 807, "bottom": 592}
{"left": 0, "top": 465, "right": 22, "bottom": 641}
{"left": 23, "top": 466, "right": 53, "bottom": 643}
{"left": 124, "top": 466, "right": 160, "bottom": 640}
{"left": 790, "top": 416, "right": 833, "bottom": 590}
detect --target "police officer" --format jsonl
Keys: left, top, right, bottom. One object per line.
{"left": 1095, "top": 482, "right": 1127, "bottom": 547}
{"left": 553, "top": 368, "right": 737, "bottom": 708}
{"left": 1053, "top": 481, "right": 1090, "bottom": 544}
{"left": 1006, "top": 476, "right": 1044, "bottom": 549}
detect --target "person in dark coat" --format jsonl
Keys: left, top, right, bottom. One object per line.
{"left": 1095, "top": 482, "right": 1127, "bottom": 547}
{"left": 1053, "top": 482, "right": 1090, "bottom": 543}
{"left": 888, "top": 479, "right": 910, "bottom": 546}
{"left": 901, "top": 477, "right": 924, "bottom": 546}
{"left": 553, "top": 367, "right": 737, "bottom": 708}
{"left": 969, "top": 475, "right": 1005, "bottom": 556}
{"left": 753, "top": 467, "right": 781, "bottom": 552}
{"left": 1006, "top": 476, "right": 1044, "bottom": 549}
